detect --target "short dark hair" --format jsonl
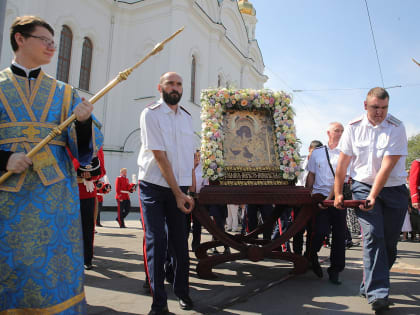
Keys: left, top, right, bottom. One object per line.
{"left": 10, "top": 16, "right": 54, "bottom": 52}
{"left": 367, "top": 87, "right": 389, "bottom": 100}
{"left": 309, "top": 140, "right": 323, "bottom": 149}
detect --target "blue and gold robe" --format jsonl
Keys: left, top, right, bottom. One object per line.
{"left": 0, "top": 68, "right": 103, "bottom": 314}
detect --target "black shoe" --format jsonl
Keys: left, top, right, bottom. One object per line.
{"left": 327, "top": 269, "right": 341, "bottom": 285}
{"left": 311, "top": 255, "right": 323, "bottom": 278}
{"left": 212, "top": 248, "right": 219, "bottom": 254}
{"left": 115, "top": 218, "right": 122, "bottom": 227}
{"left": 179, "top": 296, "right": 193, "bottom": 310}
{"left": 96, "top": 223, "right": 103, "bottom": 227}
{"left": 223, "top": 247, "right": 231, "bottom": 255}
{"left": 148, "top": 305, "right": 169, "bottom": 315}
{"left": 345, "top": 241, "right": 354, "bottom": 249}
{"left": 84, "top": 264, "right": 93, "bottom": 270}
{"left": 371, "top": 298, "right": 390, "bottom": 312}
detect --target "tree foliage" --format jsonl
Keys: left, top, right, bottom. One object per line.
{"left": 407, "top": 133, "right": 420, "bottom": 169}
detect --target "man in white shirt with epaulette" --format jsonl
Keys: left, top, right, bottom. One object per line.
{"left": 306, "top": 123, "right": 346, "bottom": 285}
{"left": 137, "top": 72, "right": 195, "bottom": 315}
{"left": 334, "top": 87, "right": 408, "bottom": 313}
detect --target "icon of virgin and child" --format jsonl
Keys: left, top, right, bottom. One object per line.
{"left": 223, "top": 110, "right": 280, "bottom": 168}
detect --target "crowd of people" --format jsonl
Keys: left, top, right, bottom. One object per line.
{"left": 1, "top": 15, "right": 419, "bottom": 315}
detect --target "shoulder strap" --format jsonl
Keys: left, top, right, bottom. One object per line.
{"left": 324, "top": 146, "right": 335, "bottom": 177}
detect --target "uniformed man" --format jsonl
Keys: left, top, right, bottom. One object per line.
{"left": 72, "top": 147, "right": 105, "bottom": 270}
{"left": 306, "top": 122, "right": 346, "bottom": 285}
{"left": 334, "top": 87, "right": 408, "bottom": 312}
{"left": 409, "top": 159, "right": 420, "bottom": 239}
{"left": 409, "top": 159, "right": 420, "bottom": 210}
{"left": 138, "top": 72, "right": 195, "bottom": 315}
{"left": 115, "top": 168, "right": 132, "bottom": 228}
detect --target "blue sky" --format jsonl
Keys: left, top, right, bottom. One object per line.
{"left": 251, "top": 0, "right": 420, "bottom": 155}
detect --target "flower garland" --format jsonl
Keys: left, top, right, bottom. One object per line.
{"left": 200, "top": 88, "right": 301, "bottom": 182}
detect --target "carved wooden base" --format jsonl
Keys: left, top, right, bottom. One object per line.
{"left": 194, "top": 185, "right": 323, "bottom": 279}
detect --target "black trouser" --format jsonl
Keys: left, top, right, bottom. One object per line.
{"left": 186, "top": 199, "right": 202, "bottom": 248}
{"left": 80, "top": 197, "right": 95, "bottom": 265}
{"left": 117, "top": 199, "right": 131, "bottom": 225}
{"left": 96, "top": 201, "right": 103, "bottom": 225}
{"left": 209, "top": 204, "right": 229, "bottom": 249}
{"left": 292, "top": 207, "right": 312, "bottom": 256}
{"left": 247, "top": 204, "right": 275, "bottom": 240}
{"left": 311, "top": 206, "right": 347, "bottom": 274}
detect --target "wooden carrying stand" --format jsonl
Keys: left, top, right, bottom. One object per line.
{"left": 193, "top": 185, "right": 323, "bottom": 279}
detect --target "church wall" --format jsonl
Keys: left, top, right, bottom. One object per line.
{"left": 0, "top": 0, "right": 267, "bottom": 207}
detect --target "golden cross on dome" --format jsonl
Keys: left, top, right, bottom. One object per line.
{"left": 22, "top": 125, "right": 40, "bottom": 139}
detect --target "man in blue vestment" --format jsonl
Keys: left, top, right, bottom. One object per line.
{"left": 0, "top": 16, "right": 103, "bottom": 314}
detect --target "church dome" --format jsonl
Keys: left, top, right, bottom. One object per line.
{"left": 238, "top": 0, "right": 256, "bottom": 16}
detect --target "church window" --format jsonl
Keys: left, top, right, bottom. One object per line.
{"left": 79, "top": 37, "right": 93, "bottom": 91}
{"left": 190, "top": 55, "right": 196, "bottom": 103}
{"left": 56, "top": 25, "right": 72, "bottom": 83}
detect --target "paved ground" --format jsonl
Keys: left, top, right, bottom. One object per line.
{"left": 85, "top": 212, "right": 420, "bottom": 315}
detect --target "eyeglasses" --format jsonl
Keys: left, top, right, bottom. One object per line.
{"left": 22, "top": 33, "right": 57, "bottom": 49}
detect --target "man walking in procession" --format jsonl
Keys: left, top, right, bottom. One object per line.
{"left": 334, "top": 87, "right": 408, "bottom": 313}
{"left": 138, "top": 72, "right": 195, "bottom": 315}
{"left": 0, "top": 16, "right": 103, "bottom": 313}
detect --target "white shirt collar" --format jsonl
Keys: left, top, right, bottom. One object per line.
{"left": 159, "top": 98, "right": 181, "bottom": 115}
{"left": 361, "top": 113, "right": 388, "bottom": 129}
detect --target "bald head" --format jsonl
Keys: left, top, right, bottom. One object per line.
{"left": 327, "top": 122, "right": 343, "bottom": 132}
{"left": 159, "top": 72, "right": 182, "bottom": 84}
{"left": 327, "top": 122, "right": 344, "bottom": 148}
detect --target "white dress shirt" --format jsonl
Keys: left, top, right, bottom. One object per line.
{"left": 307, "top": 145, "right": 340, "bottom": 197}
{"left": 195, "top": 162, "right": 208, "bottom": 193}
{"left": 137, "top": 100, "right": 195, "bottom": 188}
{"left": 296, "top": 157, "right": 309, "bottom": 187}
{"left": 338, "top": 113, "right": 407, "bottom": 187}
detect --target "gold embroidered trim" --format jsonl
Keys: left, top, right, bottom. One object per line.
{"left": 0, "top": 138, "right": 66, "bottom": 146}
{"left": 0, "top": 291, "right": 85, "bottom": 315}
{"left": 41, "top": 78, "right": 57, "bottom": 122}
{"left": 9, "top": 71, "right": 37, "bottom": 122}
{"left": 0, "top": 86, "right": 17, "bottom": 122}
{"left": 61, "top": 84, "right": 72, "bottom": 123}
{"left": 0, "top": 122, "right": 67, "bottom": 146}
{"left": 0, "top": 121, "right": 60, "bottom": 128}
{"left": 23, "top": 142, "right": 65, "bottom": 186}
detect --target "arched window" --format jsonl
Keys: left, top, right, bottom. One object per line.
{"left": 190, "top": 55, "right": 196, "bottom": 103}
{"left": 79, "top": 37, "right": 93, "bottom": 91}
{"left": 56, "top": 25, "right": 72, "bottom": 83}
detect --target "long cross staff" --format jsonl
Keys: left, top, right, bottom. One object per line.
{"left": 0, "top": 27, "right": 184, "bottom": 185}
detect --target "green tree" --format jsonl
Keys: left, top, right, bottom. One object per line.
{"left": 407, "top": 133, "right": 420, "bottom": 169}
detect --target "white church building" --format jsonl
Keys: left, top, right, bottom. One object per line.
{"left": 0, "top": 0, "right": 267, "bottom": 207}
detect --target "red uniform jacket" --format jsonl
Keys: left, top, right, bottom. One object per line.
{"left": 71, "top": 148, "right": 106, "bottom": 199}
{"left": 409, "top": 159, "right": 420, "bottom": 204}
{"left": 115, "top": 176, "right": 130, "bottom": 201}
